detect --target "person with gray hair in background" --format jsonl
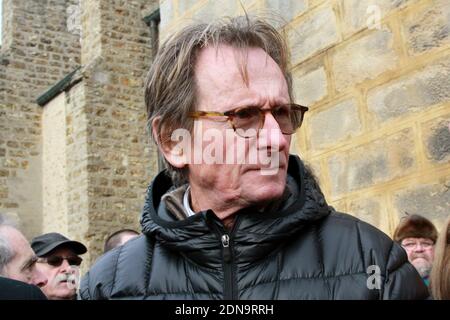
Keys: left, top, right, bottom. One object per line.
{"left": 0, "top": 213, "right": 48, "bottom": 295}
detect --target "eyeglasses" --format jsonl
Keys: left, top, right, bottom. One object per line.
{"left": 38, "top": 255, "right": 83, "bottom": 267}
{"left": 21, "top": 255, "right": 39, "bottom": 273}
{"left": 401, "top": 240, "right": 434, "bottom": 250}
{"left": 189, "top": 104, "right": 308, "bottom": 138}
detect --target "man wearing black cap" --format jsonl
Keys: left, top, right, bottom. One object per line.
{"left": 31, "top": 232, "right": 87, "bottom": 300}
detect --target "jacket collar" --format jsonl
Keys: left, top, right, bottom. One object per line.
{"left": 140, "top": 155, "right": 331, "bottom": 268}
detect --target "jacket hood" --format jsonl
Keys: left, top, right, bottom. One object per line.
{"left": 140, "top": 155, "right": 331, "bottom": 269}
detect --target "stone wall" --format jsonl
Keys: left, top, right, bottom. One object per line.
{"left": 0, "top": 0, "right": 81, "bottom": 238}
{"left": 1, "top": 0, "right": 159, "bottom": 266}
{"left": 42, "top": 93, "right": 69, "bottom": 236}
{"left": 75, "top": 0, "right": 159, "bottom": 265}
{"left": 64, "top": 81, "right": 91, "bottom": 267}
{"left": 40, "top": 0, "right": 160, "bottom": 265}
{"left": 159, "top": 0, "right": 450, "bottom": 235}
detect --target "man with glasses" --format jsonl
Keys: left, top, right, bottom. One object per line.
{"left": 80, "top": 16, "right": 427, "bottom": 300}
{"left": 31, "top": 232, "right": 86, "bottom": 300}
{"left": 394, "top": 214, "right": 438, "bottom": 287}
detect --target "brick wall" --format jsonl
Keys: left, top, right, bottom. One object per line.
{"left": 159, "top": 0, "right": 450, "bottom": 235}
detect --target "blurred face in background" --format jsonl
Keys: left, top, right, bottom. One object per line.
{"left": 35, "top": 247, "right": 82, "bottom": 300}
{"left": 0, "top": 226, "right": 48, "bottom": 287}
{"left": 401, "top": 237, "right": 435, "bottom": 278}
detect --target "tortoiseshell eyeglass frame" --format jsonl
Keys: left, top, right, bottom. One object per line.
{"left": 189, "top": 104, "right": 308, "bottom": 138}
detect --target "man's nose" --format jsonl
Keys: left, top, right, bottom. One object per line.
{"left": 59, "top": 259, "right": 72, "bottom": 273}
{"left": 33, "top": 269, "right": 48, "bottom": 288}
{"left": 260, "top": 112, "right": 289, "bottom": 149}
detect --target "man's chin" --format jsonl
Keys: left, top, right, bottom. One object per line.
{"left": 53, "top": 292, "right": 76, "bottom": 300}
{"left": 412, "top": 257, "right": 432, "bottom": 265}
{"left": 51, "top": 285, "right": 76, "bottom": 298}
{"left": 246, "top": 183, "right": 286, "bottom": 205}
{"left": 411, "top": 260, "right": 432, "bottom": 277}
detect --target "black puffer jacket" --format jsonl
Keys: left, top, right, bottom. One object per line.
{"left": 80, "top": 155, "right": 428, "bottom": 299}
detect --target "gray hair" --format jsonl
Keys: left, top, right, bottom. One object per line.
{"left": 145, "top": 15, "right": 293, "bottom": 186}
{"left": 0, "top": 214, "right": 17, "bottom": 275}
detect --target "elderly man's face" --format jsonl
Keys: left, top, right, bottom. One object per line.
{"left": 36, "top": 247, "right": 81, "bottom": 300}
{"left": 0, "top": 226, "right": 48, "bottom": 287}
{"left": 401, "top": 237, "right": 435, "bottom": 278}
{"left": 185, "top": 45, "right": 291, "bottom": 220}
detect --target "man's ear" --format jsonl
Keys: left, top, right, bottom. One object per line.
{"left": 152, "top": 117, "right": 189, "bottom": 169}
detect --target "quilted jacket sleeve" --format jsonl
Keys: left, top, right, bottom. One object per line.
{"left": 79, "top": 246, "right": 122, "bottom": 300}
{"left": 351, "top": 215, "right": 429, "bottom": 300}
{"left": 79, "top": 235, "right": 152, "bottom": 300}
{"left": 382, "top": 240, "right": 429, "bottom": 300}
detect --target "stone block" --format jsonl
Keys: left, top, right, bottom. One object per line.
{"left": 422, "top": 115, "right": 450, "bottom": 163}
{"left": 348, "top": 196, "right": 389, "bottom": 233}
{"left": 159, "top": 0, "right": 175, "bottom": 30}
{"left": 341, "top": 0, "right": 413, "bottom": 36}
{"left": 404, "top": 0, "right": 450, "bottom": 55}
{"left": 328, "top": 128, "right": 415, "bottom": 195}
{"left": 367, "top": 57, "right": 450, "bottom": 123}
{"left": 262, "top": 0, "right": 307, "bottom": 26}
{"left": 309, "top": 99, "right": 361, "bottom": 148}
{"left": 332, "top": 27, "right": 398, "bottom": 92}
{"left": 193, "top": 0, "right": 239, "bottom": 23}
{"left": 394, "top": 179, "right": 450, "bottom": 227}
{"left": 289, "top": 6, "right": 338, "bottom": 64}
{"left": 0, "top": 170, "right": 9, "bottom": 177}
{"left": 292, "top": 65, "right": 328, "bottom": 106}
{"left": 178, "top": 0, "right": 200, "bottom": 16}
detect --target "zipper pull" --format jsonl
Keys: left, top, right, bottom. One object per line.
{"left": 221, "top": 234, "right": 231, "bottom": 263}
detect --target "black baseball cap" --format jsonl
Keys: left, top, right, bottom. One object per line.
{"left": 31, "top": 232, "right": 87, "bottom": 257}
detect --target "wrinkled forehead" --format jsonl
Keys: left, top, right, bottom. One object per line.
{"left": 194, "top": 44, "right": 284, "bottom": 87}
{"left": 193, "top": 45, "right": 289, "bottom": 110}
{"left": 0, "top": 226, "right": 27, "bottom": 249}
{"left": 0, "top": 226, "right": 33, "bottom": 263}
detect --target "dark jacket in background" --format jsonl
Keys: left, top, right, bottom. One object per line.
{"left": 80, "top": 155, "right": 428, "bottom": 300}
{"left": 0, "top": 277, "right": 47, "bottom": 300}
